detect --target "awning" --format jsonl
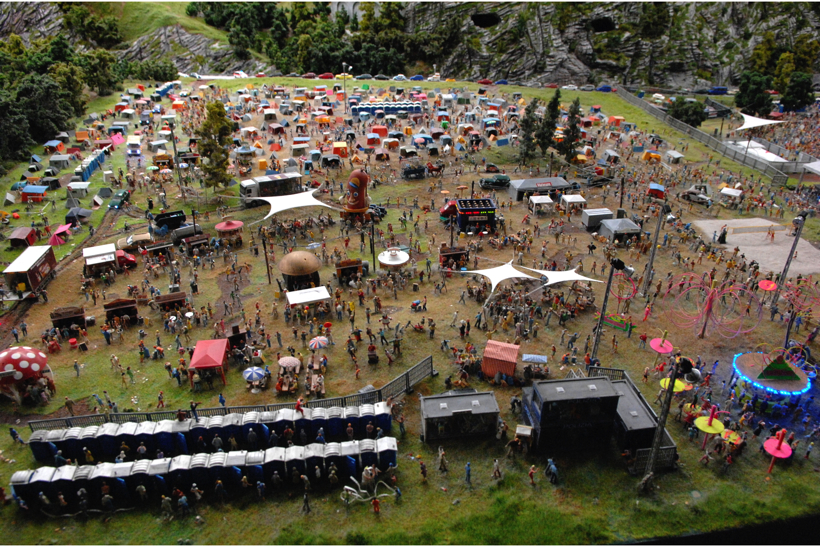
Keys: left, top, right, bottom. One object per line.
{"left": 461, "top": 261, "right": 537, "bottom": 292}
{"left": 286, "top": 286, "right": 331, "bottom": 307}
{"left": 257, "top": 189, "right": 335, "bottom": 221}
{"left": 734, "top": 113, "right": 783, "bottom": 131}
{"left": 522, "top": 266, "right": 601, "bottom": 286}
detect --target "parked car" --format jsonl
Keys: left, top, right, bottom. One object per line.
{"left": 117, "top": 232, "right": 153, "bottom": 251}
{"left": 693, "top": 88, "right": 710, "bottom": 94}
{"left": 494, "top": 79, "right": 508, "bottom": 85}
{"left": 439, "top": 200, "right": 458, "bottom": 218}
{"left": 485, "top": 163, "right": 501, "bottom": 173}
{"left": 285, "top": 72, "right": 301, "bottom": 78}
{"left": 580, "top": 84, "right": 595, "bottom": 91}
{"left": 445, "top": 78, "right": 456, "bottom": 82}
{"left": 233, "top": 71, "right": 249, "bottom": 78}
{"left": 765, "top": 89, "right": 779, "bottom": 95}
{"left": 392, "top": 74, "right": 407, "bottom": 81}
{"left": 318, "top": 73, "right": 334, "bottom": 79}
{"left": 479, "top": 175, "right": 511, "bottom": 189}
{"left": 108, "top": 189, "right": 131, "bottom": 210}
{"left": 596, "top": 85, "right": 612, "bottom": 92}
{"left": 355, "top": 74, "right": 373, "bottom": 80}
{"left": 255, "top": 72, "right": 266, "bottom": 78}
{"left": 545, "top": 83, "right": 559, "bottom": 88}
{"left": 302, "top": 72, "right": 316, "bottom": 79}
{"left": 374, "top": 74, "right": 389, "bottom": 80}
{"left": 427, "top": 73, "right": 441, "bottom": 82}
{"left": 477, "top": 78, "right": 493, "bottom": 85}
{"left": 335, "top": 73, "right": 353, "bottom": 80}
{"left": 410, "top": 75, "right": 424, "bottom": 81}
{"left": 562, "top": 84, "right": 578, "bottom": 90}
{"left": 190, "top": 72, "right": 202, "bottom": 80}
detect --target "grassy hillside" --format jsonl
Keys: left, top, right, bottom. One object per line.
{"left": 88, "top": 2, "right": 231, "bottom": 43}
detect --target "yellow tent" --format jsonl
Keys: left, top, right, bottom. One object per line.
{"left": 518, "top": 98, "right": 526, "bottom": 105}
{"left": 316, "top": 116, "right": 330, "bottom": 124}
{"left": 246, "top": 84, "right": 255, "bottom": 90}
{"left": 352, "top": 155, "right": 362, "bottom": 163}
{"left": 253, "top": 141, "right": 263, "bottom": 149}
{"left": 298, "top": 118, "right": 308, "bottom": 124}
{"left": 571, "top": 154, "right": 588, "bottom": 164}
{"left": 642, "top": 151, "right": 661, "bottom": 162}
{"left": 403, "top": 126, "right": 413, "bottom": 136}
{"left": 257, "top": 158, "right": 268, "bottom": 170}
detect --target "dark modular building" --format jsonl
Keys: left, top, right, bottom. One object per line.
{"left": 522, "top": 377, "right": 619, "bottom": 453}
{"left": 611, "top": 379, "right": 657, "bottom": 455}
{"left": 456, "top": 198, "right": 497, "bottom": 233}
{"left": 419, "top": 390, "right": 499, "bottom": 443}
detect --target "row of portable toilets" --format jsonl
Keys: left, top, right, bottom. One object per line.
{"left": 351, "top": 102, "right": 423, "bottom": 116}
{"left": 12, "top": 437, "right": 398, "bottom": 513}
{"left": 76, "top": 148, "right": 107, "bottom": 182}
{"left": 28, "top": 404, "right": 392, "bottom": 465}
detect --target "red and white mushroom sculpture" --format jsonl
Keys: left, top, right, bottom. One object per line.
{"left": 0, "top": 346, "right": 49, "bottom": 385}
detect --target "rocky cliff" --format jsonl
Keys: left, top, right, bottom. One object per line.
{"left": 403, "top": 2, "right": 820, "bottom": 88}
{"left": 0, "top": 2, "right": 272, "bottom": 75}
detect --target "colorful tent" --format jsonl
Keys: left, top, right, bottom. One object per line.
{"left": 189, "top": 339, "right": 228, "bottom": 387}
{"left": 482, "top": 340, "right": 519, "bottom": 377}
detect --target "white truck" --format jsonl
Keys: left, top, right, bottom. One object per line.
{"left": 240, "top": 173, "right": 304, "bottom": 208}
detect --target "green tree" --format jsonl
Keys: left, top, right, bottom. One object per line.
{"left": 781, "top": 71, "right": 815, "bottom": 111}
{"left": 15, "top": 73, "right": 74, "bottom": 141}
{"left": 359, "top": 3, "right": 376, "bottom": 34}
{"left": 749, "top": 31, "right": 777, "bottom": 74}
{"left": 0, "top": 90, "right": 35, "bottom": 163}
{"left": 535, "top": 89, "right": 561, "bottom": 156}
{"left": 81, "top": 49, "right": 119, "bottom": 95}
{"left": 793, "top": 35, "right": 820, "bottom": 73}
{"left": 773, "top": 52, "right": 795, "bottom": 93}
{"left": 735, "top": 71, "right": 773, "bottom": 116}
{"left": 517, "top": 98, "right": 540, "bottom": 164}
{"left": 350, "top": 13, "right": 359, "bottom": 32}
{"left": 668, "top": 98, "right": 708, "bottom": 128}
{"left": 229, "top": 24, "right": 252, "bottom": 60}
{"left": 196, "top": 101, "right": 234, "bottom": 189}
{"left": 558, "top": 98, "right": 582, "bottom": 162}
{"left": 49, "top": 62, "right": 87, "bottom": 118}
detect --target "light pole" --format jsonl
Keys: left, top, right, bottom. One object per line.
{"left": 342, "top": 62, "right": 351, "bottom": 114}
{"left": 590, "top": 258, "right": 633, "bottom": 362}
{"left": 640, "top": 204, "right": 671, "bottom": 296}
{"left": 161, "top": 115, "right": 186, "bottom": 204}
{"left": 770, "top": 213, "right": 807, "bottom": 309}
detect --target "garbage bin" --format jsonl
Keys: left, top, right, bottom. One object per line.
{"left": 413, "top": 283, "right": 419, "bottom": 292}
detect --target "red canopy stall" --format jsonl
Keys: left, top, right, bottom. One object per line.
{"left": 482, "top": 340, "right": 519, "bottom": 377}
{"left": 189, "top": 339, "right": 228, "bottom": 388}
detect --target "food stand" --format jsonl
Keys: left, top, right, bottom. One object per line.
{"left": 2, "top": 245, "right": 56, "bottom": 299}
{"left": 335, "top": 258, "right": 362, "bottom": 286}
{"left": 278, "top": 251, "right": 321, "bottom": 291}
{"left": 455, "top": 198, "right": 497, "bottom": 234}
{"left": 189, "top": 339, "right": 228, "bottom": 387}
{"left": 215, "top": 219, "right": 244, "bottom": 247}
{"left": 103, "top": 298, "right": 139, "bottom": 326}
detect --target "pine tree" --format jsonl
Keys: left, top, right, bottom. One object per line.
{"left": 558, "top": 98, "right": 582, "bottom": 162}
{"left": 517, "top": 98, "right": 539, "bottom": 165}
{"left": 535, "top": 89, "right": 561, "bottom": 157}
{"left": 196, "top": 102, "right": 234, "bottom": 189}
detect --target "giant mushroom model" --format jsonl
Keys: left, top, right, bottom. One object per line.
{"left": 215, "top": 219, "right": 244, "bottom": 248}
{"left": 0, "top": 346, "right": 51, "bottom": 405}
{"left": 278, "top": 251, "right": 322, "bottom": 292}
{"left": 378, "top": 247, "right": 410, "bottom": 271}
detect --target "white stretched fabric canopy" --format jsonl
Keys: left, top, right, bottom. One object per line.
{"left": 523, "top": 266, "right": 601, "bottom": 286}
{"left": 802, "top": 161, "right": 820, "bottom": 177}
{"left": 286, "top": 286, "right": 330, "bottom": 307}
{"left": 461, "top": 261, "right": 537, "bottom": 292}
{"left": 734, "top": 113, "right": 783, "bottom": 132}
{"left": 257, "top": 189, "right": 335, "bottom": 221}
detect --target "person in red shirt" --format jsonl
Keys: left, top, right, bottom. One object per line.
{"left": 528, "top": 465, "right": 538, "bottom": 485}
{"left": 371, "top": 498, "right": 380, "bottom": 514}
{"left": 639, "top": 333, "right": 648, "bottom": 349}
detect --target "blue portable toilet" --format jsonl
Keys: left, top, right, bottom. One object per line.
{"left": 204, "top": 416, "right": 226, "bottom": 447}
{"left": 279, "top": 408, "right": 299, "bottom": 431}
{"left": 222, "top": 413, "right": 244, "bottom": 443}
{"left": 244, "top": 450, "right": 265, "bottom": 483}
{"left": 60, "top": 427, "right": 84, "bottom": 462}
{"left": 44, "top": 429, "right": 67, "bottom": 460}
{"left": 207, "top": 452, "right": 232, "bottom": 491}
{"left": 133, "top": 422, "right": 157, "bottom": 455}
{"left": 293, "top": 408, "right": 311, "bottom": 445}
{"left": 127, "top": 460, "right": 155, "bottom": 505}
{"left": 310, "top": 407, "right": 327, "bottom": 438}
{"left": 49, "top": 465, "right": 80, "bottom": 509}
{"left": 189, "top": 453, "right": 211, "bottom": 488}
{"left": 155, "top": 420, "right": 190, "bottom": 456}
{"left": 219, "top": 451, "right": 245, "bottom": 492}
{"left": 71, "top": 465, "right": 95, "bottom": 502}
{"left": 360, "top": 404, "right": 376, "bottom": 435}
{"left": 169, "top": 455, "right": 193, "bottom": 490}
{"left": 95, "top": 423, "right": 121, "bottom": 460}
{"left": 341, "top": 441, "right": 360, "bottom": 478}
{"left": 188, "top": 417, "right": 209, "bottom": 448}
{"left": 323, "top": 442, "right": 343, "bottom": 481}
{"left": 116, "top": 422, "right": 139, "bottom": 454}
{"left": 28, "top": 467, "right": 57, "bottom": 510}
{"left": 376, "top": 437, "right": 398, "bottom": 471}
{"left": 263, "top": 447, "right": 286, "bottom": 480}
{"left": 327, "top": 407, "right": 344, "bottom": 439}
{"left": 267, "top": 409, "right": 288, "bottom": 439}
{"left": 147, "top": 458, "right": 172, "bottom": 497}
{"left": 285, "top": 445, "right": 306, "bottom": 481}
{"left": 373, "top": 402, "right": 392, "bottom": 434}
{"left": 305, "top": 443, "right": 325, "bottom": 476}
{"left": 258, "top": 411, "right": 278, "bottom": 435}
{"left": 89, "top": 463, "right": 132, "bottom": 508}
{"left": 359, "top": 439, "right": 378, "bottom": 469}
{"left": 10, "top": 470, "right": 34, "bottom": 507}
{"left": 27, "top": 430, "right": 56, "bottom": 463}
{"left": 79, "top": 426, "right": 103, "bottom": 462}
{"left": 344, "top": 406, "right": 362, "bottom": 437}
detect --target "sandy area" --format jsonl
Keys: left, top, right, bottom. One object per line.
{"left": 693, "top": 217, "right": 820, "bottom": 276}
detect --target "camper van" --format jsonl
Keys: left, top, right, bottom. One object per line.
{"left": 126, "top": 135, "right": 142, "bottom": 157}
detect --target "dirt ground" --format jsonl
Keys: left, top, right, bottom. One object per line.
{"left": 693, "top": 217, "right": 820, "bottom": 276}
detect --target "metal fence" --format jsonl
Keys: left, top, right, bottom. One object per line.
{"left": 29, "top": 356, "right": 435, "bottom": 431}
{"left": 615, "top": 88, "right": 790, "bottom": 185}
{"left": 585, "top": 366, "right": 627, "bottom": 382}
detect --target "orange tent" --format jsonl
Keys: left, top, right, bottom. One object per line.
{"left": 371, "top": 125, "right": 388, "bottom": 138}
{"left": 172, "top": 100, "right": 186, "bottom": 111}
{"left": 482, "top": 340, "right": 519, "bottom": 377}
{"left": 332, "top": 142, "right": 349, "bottom": 158}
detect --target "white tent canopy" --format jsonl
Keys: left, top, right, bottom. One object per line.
{"left": 734, "top": 113, "right": 783, "bottom": 132}
{"left": 529, "top": 195, "right": 554, "bottom": 205}
{"left": 461, "top": 261, "right": 537, "bottom": 292}
{"left": 258, "top": 189, "right": 335, "bottom": 221}
{"left": 802, "top": 161, "right": 820, "bottom": 177}
{"left": 523, "top": 266, "right": 601, "bottom": 286}
{"left": 720, "top": 187, "right": 743, "bottom": 197}
{"left": 286, "top": 286, "right": 331, "bottom": 307}
{"left": 560, "top": 195, "right": 587, "bottom": 206}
